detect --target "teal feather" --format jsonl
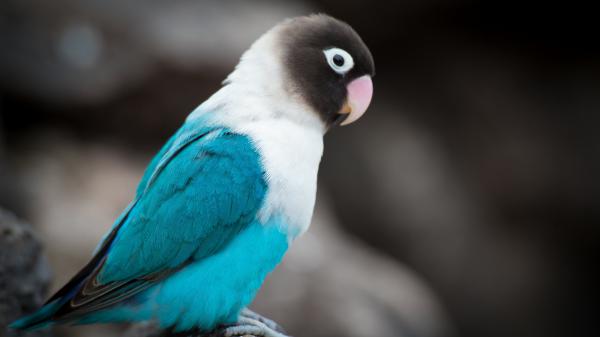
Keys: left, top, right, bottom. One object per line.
{"left": 100, "top": 127, "right": 267, "bottom": 282}
{"left": 8, "top": 300, "right": 62, "bottom": 331}
{"left": 75, "top": 219, "right": 289, "bottom": 332}
{"left": 10, "top": 116, "right": 288, "bottom": 332}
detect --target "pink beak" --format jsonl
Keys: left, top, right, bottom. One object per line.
{"left": 340, "top": 75, "right": 373, "bottom": 125}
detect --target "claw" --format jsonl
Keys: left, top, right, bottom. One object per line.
{"left": 223, "top": 324, "right": 265, "bottom": 337}
{"left": 215, "top": 311, "right": 290, "bottom": 337}
{"left": 240, "top": 309, "right": 286, "bottom": 334}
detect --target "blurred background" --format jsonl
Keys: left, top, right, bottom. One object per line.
{"left": 0, "top": 1, "right": 598, "bottom": 337}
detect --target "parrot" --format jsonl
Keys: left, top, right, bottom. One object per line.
{"left": 10, "top": 14, "right": 374, "bottom": 337}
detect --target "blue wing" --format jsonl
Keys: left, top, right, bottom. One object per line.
{"left": 101, "top": 127, "right": 267, "bottom": 282}
{"left": 12, "top": 120, "right": 267, "bottom": 329}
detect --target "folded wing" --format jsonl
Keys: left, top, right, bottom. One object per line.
{"left": 15, "top": 124, "right": 267, "bottom": 328}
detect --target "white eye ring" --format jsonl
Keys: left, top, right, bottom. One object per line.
{"left": 323, "top": 48, "right": 354, "bottom": 74}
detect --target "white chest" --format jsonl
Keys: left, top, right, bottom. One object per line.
{"left": 235, "top": 119, "right": 324, "bottom": 237}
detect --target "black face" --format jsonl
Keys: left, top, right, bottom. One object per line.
{"left": 279, "top": 14, "right": 375, "bottom": 127}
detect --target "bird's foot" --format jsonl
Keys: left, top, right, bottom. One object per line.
{"left": 220, "top": 310, "right": 289, "bottom": 337}
{"left": 239, "top": 309, "right": 286, "bottom": 334}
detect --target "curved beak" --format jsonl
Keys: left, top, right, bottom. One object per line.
{"left": 339, "top": 75, "right": 373, "bottom": 126}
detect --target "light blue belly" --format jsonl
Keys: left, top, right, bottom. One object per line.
{"left": 83, "top": 219, "right": 289, "bottom": 332}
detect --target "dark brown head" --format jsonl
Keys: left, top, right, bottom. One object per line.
{"left": 221, "top": 14, "right": 374, "bottom": 131}
{"left": 278, "top": 14, "right": 375, "bottom": 128}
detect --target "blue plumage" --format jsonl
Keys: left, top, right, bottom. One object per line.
{"left": 11, "top": 117, "right": 289, "bottom": 332}
{"left": 74, "top": 220, "right": 289, "bottom": 331}
{"left": 10, "top": 13, "right": 376, "bottom": 337}
{"left": 102, "top": 124, "right": 267, "bottom": 283}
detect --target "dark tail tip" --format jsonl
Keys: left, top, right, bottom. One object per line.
{"left": 9, "top": 300, "right": 62, "bottom": 331}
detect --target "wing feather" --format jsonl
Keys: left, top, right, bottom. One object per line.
{"left": 47, "top": 125, "right": 267, "bottom": 321}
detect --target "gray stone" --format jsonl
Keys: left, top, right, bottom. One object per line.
{"left": 0, "top": 209, "right": 53, "bottom": 337}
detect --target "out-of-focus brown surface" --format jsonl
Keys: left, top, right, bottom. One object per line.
{"left": 0, "top": 1, "right": 597, "bottom": 337}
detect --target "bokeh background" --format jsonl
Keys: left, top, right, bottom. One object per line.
{"left": 0, "top": 1, "right": 598, "bottom": 337}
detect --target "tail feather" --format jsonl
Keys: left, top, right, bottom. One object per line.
{"left": 10, "top": 211, "right": 135, "bottom": 331}
{"left": 10, "top": 220, "right": 121, "bottom": 331}
{"left": 9, "top": 300, "right": 63, "bottom": 331}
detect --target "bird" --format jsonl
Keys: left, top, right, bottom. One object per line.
{"left": 10, "top": 14, "right": 374, "bottom": 337}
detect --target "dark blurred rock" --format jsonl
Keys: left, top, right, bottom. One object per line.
{"left": 0, "top": 125, "right": 25, "bottom": 216}
{"left": 0, "top": 209, "right": 53, "bottom": 337}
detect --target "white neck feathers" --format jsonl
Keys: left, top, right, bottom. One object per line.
{"left": 188, "top": 27, "right": 325, "bottom": 237}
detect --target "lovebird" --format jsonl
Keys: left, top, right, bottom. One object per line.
{"left": 11, "top": 14, "right": 374, "bottom": 337}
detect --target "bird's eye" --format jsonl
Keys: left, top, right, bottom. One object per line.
{"left": 324, "top": 48, "right": 354, "bottom": 74}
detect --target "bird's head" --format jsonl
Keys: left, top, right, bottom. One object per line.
{"left": 223, "top": 14, "right": 375, "bottom": 131}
